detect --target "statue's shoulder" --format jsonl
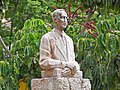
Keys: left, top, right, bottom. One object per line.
{"left": 41, "top": 30, "right": 54, "bottom": 40}
{"left": 65, "top": 34, "right": 73, "bottom": 42}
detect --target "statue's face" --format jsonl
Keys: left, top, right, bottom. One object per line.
{"left": 55, "top": 11, "right": 68, "bottom": 30}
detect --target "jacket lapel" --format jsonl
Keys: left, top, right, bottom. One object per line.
{"left": 52, "top": 29, "right": 68, "bottom": 61}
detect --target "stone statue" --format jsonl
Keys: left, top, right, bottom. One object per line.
{"left": 39, "top": 9, "right": 80, "bottom": 77}
{"left": 31, "top": 9, "right": 91, "bottom": 90}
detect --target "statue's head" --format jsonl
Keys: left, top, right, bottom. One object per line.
{"left": 52, "top": 9, "right": 68, "bottom": 30}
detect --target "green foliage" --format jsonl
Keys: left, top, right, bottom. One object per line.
{"left": 0, "top": 60, "right": 18, "bottom": 90}
{"left": 0, "top": 0, "right": 120, "bottom": 90}
{"left": 74, "top": 15, "right": 120, "bottom": 90}
{"left": 65, "top": 4, "right": 120, "bottom": 89}
{"left": 10, "top": 18, "right": 49, "bottom": 89}
{"left": 83, "top": 0, "right": 120, "bottom": 14}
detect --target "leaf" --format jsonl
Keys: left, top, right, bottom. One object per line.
{"left": 23, "top": 19, "right": 32, "bottom": 31}
{"left": 14, "top": 30, "right": 24, "bottom": 40}
{"left": 28, "top": 60, "right": 32, "bottom": 69}
{"left": 103, "top": 20, "right": 110, "bottom": 30}
{"left": 97, "top": 21, "right": 102, "bottom": 33}
{"left": 97, "top": 0, "right": 102, "bottom": 3}
{"left": 24, "top": 46, "right": 29, "bottom": 57}
{"left": 115, "top": 35, "right": 120, "bottom": 50}
{"left": 0, "top": 61, "right": 9, "bottom": 76}
{"left": 117, "top": 21, "right": 120, "bottom": 30}
{"left": 85, "top": 69, "right": 93, "bottom": 80}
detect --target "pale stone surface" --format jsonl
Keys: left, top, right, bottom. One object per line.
{"left": 31, "top": 78, "right": 53, "bottom": 90}
{"left": 68, "top": 78, "right": 82, "bottom": 90}
{"left": 31, "top": 78, "right": 69, "bottom": 90}
{"left": 31, "top": 77, "right": 91, "bottom": 90}
{"left": 81, "top": 79, "right": 91, "bottom": 90}
{"left": 41, "top": 69, "right": 83, "bottom": 78}
{"left": 40, "top": 9, "right": 80, "bottom": 77}
{"left": 41, "top": 68, "right": 62, "bottom": 78}
{"left": 33, "top": 9, "right": 91, "bottom": 90}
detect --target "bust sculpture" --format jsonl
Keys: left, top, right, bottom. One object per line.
{"left": 39, "top": 9, "right": 80, "bottom": 77}
{"left": 31, "top": 9, "right": 91, "bottom": 90}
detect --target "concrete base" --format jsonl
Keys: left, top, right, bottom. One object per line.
{"left": 31, "top": 77, "right": 91, "bottom": 90}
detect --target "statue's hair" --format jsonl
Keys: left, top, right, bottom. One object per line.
{"left": 51, "top": 9, "right": 67, "bottom": 20}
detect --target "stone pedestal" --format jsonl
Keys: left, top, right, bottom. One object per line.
{"left": 31, "top": 77, "right": 91, "bottom": 90}
{"left": 31, "top": 70, "right": 91, "bottom": 90}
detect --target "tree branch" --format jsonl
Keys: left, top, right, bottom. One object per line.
{"left": 0, "top": 36, "right": 11, "bottom": 57}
